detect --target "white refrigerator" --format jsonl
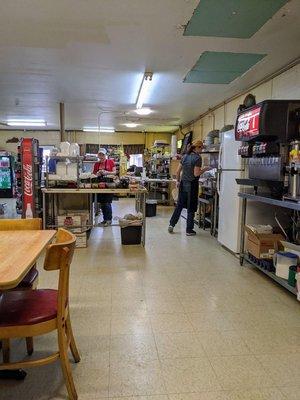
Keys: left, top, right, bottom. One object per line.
{"left": 217, "top": 129, "right": 243, "bottom": 253}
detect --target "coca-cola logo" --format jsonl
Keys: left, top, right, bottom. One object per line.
{"left": 23, "top": 163, "right": 33, "bottom": 197}
{"left": 237, "top": 118, "right": 250, "bottom": 134}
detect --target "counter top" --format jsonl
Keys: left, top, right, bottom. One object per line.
{"left": 42, "top": 187, "right": 147, "bottom": 194}
{"left": 238, "top": 192, "right": 300, "bottom": 211}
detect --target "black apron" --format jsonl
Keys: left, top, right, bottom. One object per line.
{"left": 177, "top": 179, "right": 199, "bottom": 212}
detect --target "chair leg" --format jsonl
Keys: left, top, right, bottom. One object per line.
{"left": 26, "top": 337, "right": 34, "bottom": 356}
{"left": 2, "top": 339, "right": 10, "bottom": 363}
{"left": 58, "top": 326, "right": 78, "bottom": 400}
{"left": 66, "top": 315, "right": 80, "bottom": 363}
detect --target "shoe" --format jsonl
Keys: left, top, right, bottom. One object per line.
{"left": 186, "top": 230, "right": 196, "bottom": 236}
{"left": 100, "top": 221, "right": 109, "bottom": 227}
{"left": 106, "top": 220, "right": 112, "bottom": 226}
{"left": 168, "top": 225, "right": 174, "bottom": 233}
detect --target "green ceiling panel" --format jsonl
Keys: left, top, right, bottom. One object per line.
{"left": 184, "top": 0, "right": 288, "bottom": 38}
{"left": 184, "top": 51, "right": 266, "bottom": 84}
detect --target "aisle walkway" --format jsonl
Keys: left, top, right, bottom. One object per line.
{"left": 2, "top": 200, "right": 300, "bottom": 400}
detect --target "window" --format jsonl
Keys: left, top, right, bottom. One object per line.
{"left": 129, "top": 154, "right": 143, "bottom": 168}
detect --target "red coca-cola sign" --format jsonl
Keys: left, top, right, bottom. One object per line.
{"left": 235, "top": 105, "right": 261, "bottom": 140}
{"left": 21, "top": 138, "right": 34, "bottom": 217}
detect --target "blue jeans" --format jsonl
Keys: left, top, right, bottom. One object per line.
{"left": 169, "top": 204, "right": 195, "bottom": 232}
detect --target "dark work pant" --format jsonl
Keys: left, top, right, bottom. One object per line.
{"left": 97, "top": 194, "right": 113, "bottom": 222}
{"left": 101, "top": 203, "right": 112, "bottom": 222}
{"left": 169, "top": 204, "right": 195, "bottom": 232}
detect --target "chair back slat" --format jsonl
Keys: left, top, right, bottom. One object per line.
{"left": 0, "top": 218, "right": 42, "bottom": 231}
{"left": 44, "top": 229, "right": 76, "bottom": 271}
{"left": 43, "top": 229, "right": 76, "bottom": 319}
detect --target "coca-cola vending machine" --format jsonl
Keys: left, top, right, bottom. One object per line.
{"left": 16, "top": 138, "right": 42, "bottom": 218}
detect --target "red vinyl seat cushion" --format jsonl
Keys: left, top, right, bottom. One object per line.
{"left": 0, "top": 289, "right": 58, "bottom": 327}
{"left": 17, "top": 267, "right": 39, "bottom": 288}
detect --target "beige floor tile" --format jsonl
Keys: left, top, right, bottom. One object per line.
{"left": 169, "top": 392, "right": 231, "bottom": 400}
{"left": 111, "top": 396, "right": 169, "bottom": 400}
{"left": 154, "top": 332, "right": 206, "bottom": 359}
{"left": 110, "top": 334, "right": 158, "bottom": 362}
{"left": 239, "top": 327, "right": 300, "bottom": 355}
{"left": 150, "top": 313, "right": 194, "bottom": 334}
{"left": 111, "top": 298, "right": 148, "bottom": 316}
{"left": 146, "top": 297, "right": 185, "bottom": 314}
{"left": 210, "top": 355, "right": 275, "bottom": 390}
{"left": 228, "top": 387, "right": 285, "bottom": 400}
{"left": 109, "top": 359, "right": 166, "bottom": 397}
{"left": 111, "top": 315, "right": 152, "bottom": 335}
{"left": 279, "top": 385, "right": 300, "bottom": 399}
{"left": 161, "top": 357, "right": 221, "bottom": 393}
{"left": 197, "top": 330, "right": 251, "bottom": 357}
{"left": 257, "top": 354, "right": 300, "bottom": 386}
{"left": 72, "top": 308, "right": 111, "bottom": 336}
{"left": 187, "top": 311, "right": 239, "bottom": 332}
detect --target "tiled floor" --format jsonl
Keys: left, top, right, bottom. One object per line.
{"left": 1, "top": 199, "right": 300, "bottom": 399}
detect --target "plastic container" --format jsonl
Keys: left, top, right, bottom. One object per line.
{"left": 146, "top": 200, "right": 157, "bottom": 217}
{"left": 288, "top": 265, "right": 297, "bottom": 287}
{"left": 121, "top": 225, "right": 142, "bottom": 245}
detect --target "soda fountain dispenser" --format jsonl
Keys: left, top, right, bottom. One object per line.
{"left": 235, "top": 99, "right": 300, "bottom": 198}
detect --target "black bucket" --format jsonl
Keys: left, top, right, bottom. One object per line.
{"left": 146, "top": 200, "right": 157, "bottom": 217}
{"left": 121, "top": 225, "right": 142, "bottom": 245}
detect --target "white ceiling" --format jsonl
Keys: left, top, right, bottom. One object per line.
{"left": 0, "top": 0, "right": 299, "bottom": 132}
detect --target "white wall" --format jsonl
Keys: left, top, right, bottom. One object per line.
{"left": 179, "top": 63, "right": 300, "bottom": 140}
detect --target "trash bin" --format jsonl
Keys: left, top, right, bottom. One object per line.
{"left": 121, "top": 225, "right": 142, "bottom": 245}
{"left": 288, "top": 265, "right": 297, "bottom": 287}
{"left": 146, "top": 200, "right": 157, "bottom": 217}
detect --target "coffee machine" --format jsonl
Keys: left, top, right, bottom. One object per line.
{"left": 235, "top": 100, "right": 300, "bottom": 198}
{"left": 284, "top": 140, "right": 300, "bottom": 201}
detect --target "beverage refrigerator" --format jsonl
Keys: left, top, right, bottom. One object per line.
{"left": 0, "top": 154, "right": 14, "bottom": 198}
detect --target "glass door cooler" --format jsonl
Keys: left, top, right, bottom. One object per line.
{"left": 0, "top": 155, "right": 14, "bottom": 198}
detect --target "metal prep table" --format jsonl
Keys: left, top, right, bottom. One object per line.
{"left": 238, "top": 192, "right": 300, "bottom": 295}
{"left": 42, "top": 187, "right": 148, "bottom": 246}
{"left": 144, "top": 179, "right": 176, "bottom": 205}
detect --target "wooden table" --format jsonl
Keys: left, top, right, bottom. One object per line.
{"left": 0, "top": 230, "right": 56, "bottom": 290}
{"left": 0, "top": 229, "right": 56, "bottom": 380}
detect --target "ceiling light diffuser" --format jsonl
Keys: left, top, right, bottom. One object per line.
{"left": 124, "top": 123, "right": 139, "bottom": 128}
{"left": 7, "top": 119, "right": 46, "bottom": 127}
{"left": 134, "top": 108, "right": 152, "bottom": 116}
{"left": 136, "top": 72, "right": 153, "bottom": 109}
{"left": 83, "top": 127, "right": 115, "bottom": 133}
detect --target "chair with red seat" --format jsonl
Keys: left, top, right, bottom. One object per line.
{"left": 0, "top": 228, "right": 80, "bottom": 400}
{"left": 0, "top": 218, "right": 42, "bottom": 356}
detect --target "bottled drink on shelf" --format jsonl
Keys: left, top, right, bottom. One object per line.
{"left": 25, "top": 203, "right": 33, "bottom": 219}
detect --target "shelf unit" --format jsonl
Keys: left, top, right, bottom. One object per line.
{"left": 245, "top": 255, "right": 297, "bottom": 295}
{"left": 238, "top": 192, "right": 300, "bottom": 296}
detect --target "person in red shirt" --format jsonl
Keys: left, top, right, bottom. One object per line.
{"left": 93, "top": 148, "right": 116, "bottom": 226}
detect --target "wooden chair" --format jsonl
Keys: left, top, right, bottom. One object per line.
{"left": 0, "top": 228, "right": 80, "bottom": 400}
{"left": 0, "top": 218, "right": 42, "bottom": 356}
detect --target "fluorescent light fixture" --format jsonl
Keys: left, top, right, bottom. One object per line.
{"left": 83, "top": 126, "right": 115, "bottom": 133}
{"left": 7, "top": 119, "right": 46, "bottom": 127}
{"left": 134, "top": 108, "right": 152, "bottom": 116}
{"left": 124, "top": 122, "right": 139, "bottom": 128}
{"left": 136, "top": 72, "right": 153, "bottom": 109}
